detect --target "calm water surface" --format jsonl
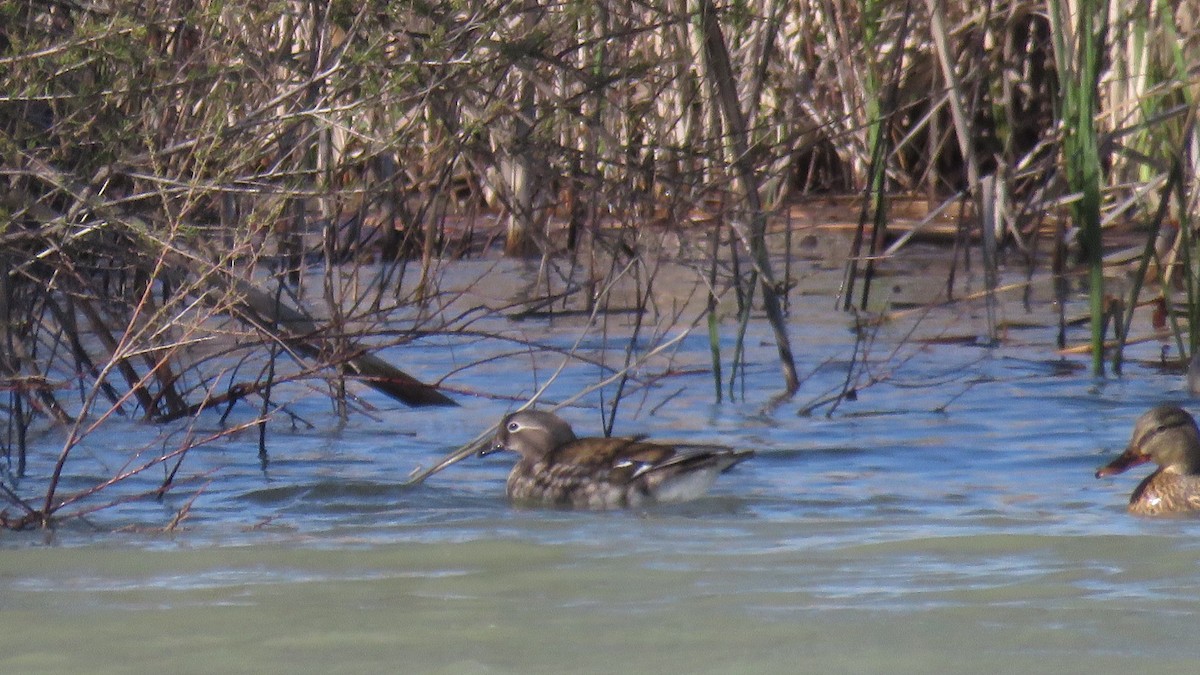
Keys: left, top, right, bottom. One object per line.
{"left": 3, "top": 243, "right": 1199, "bottom": 673}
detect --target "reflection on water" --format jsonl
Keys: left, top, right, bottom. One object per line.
{"left": 4, "top": 243, "right": 1200, "bottom": 673}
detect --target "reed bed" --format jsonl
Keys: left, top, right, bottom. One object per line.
{"left": 1, "top": 0, "right": 1198, "bottom": 528}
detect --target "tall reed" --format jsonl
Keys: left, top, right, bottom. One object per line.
{"left": 1050, "top": 0, "right": 1109, "bottom": 375}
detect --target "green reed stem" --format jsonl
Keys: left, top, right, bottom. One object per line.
{"left": 1051, "top": 0, "right": 1109, "bottom": 375}
{"left": 707, "top": 309, "right": 723, "bottom": 403}
{"left": 1113, "top": 162, "right": 1180, "bottom": 375}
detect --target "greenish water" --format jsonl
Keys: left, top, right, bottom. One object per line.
{"left": 4, "top": 531, "right": 1199, "bottom": 674}
{"left": 3, "top": 243, "right": 1200, "bottom": 673}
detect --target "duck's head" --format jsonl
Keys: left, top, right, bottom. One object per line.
{"left": 482, "top": 410, "right": 578, "bottom": 461}
{"left": 1096, "top": 405, "right": 1200, "bottom": 478}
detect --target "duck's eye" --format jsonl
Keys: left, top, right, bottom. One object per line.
{"left": 1153, "top": 421, "right": 1182, "bottom": 435}
{"left": 507, "top": 421, "right": 520, "bottom": 432}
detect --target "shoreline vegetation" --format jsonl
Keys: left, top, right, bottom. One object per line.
{"left": 1, "top": 1, "right": 1197, "bottom": 528}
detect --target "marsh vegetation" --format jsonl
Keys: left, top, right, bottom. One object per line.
{"left": 1, "top": 0, "right": 1198, "bottom": 528}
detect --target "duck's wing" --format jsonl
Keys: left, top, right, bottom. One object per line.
{"left": 551, "top": 438, "right": 751, "bottom": 482}
{"left": 651, "top": 444, "right": 754, "bottom": 475}
{"left": 550, "top": 437, "right": 667, "bottom": 478}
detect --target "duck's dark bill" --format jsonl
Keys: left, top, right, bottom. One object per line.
{"left": 1095, "top": 449, "right": 1151, "bottom": 478}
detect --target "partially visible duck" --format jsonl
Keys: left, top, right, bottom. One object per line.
{"left": 482, "top": 410, "right": 752, "bottom": 509}
{"left": 1095, "top": 404, "right": 1200, "bottom": 515}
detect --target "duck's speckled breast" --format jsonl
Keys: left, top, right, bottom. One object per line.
{"left": 1128, "top": 470, "right": 1200, "bottom": 515}
{"left": 506, "top": 460, "right": 646, "bottom": 510}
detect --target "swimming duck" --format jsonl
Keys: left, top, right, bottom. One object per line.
{"left": 482, "top": 410, "right": 752, "bottom": 509}
{"left": 1095, "top": 404, "right": 1200, "bottom": 515}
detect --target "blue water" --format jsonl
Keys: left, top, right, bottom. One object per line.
{"left": 2, "top": 247, "right": 1198, "bottom": 673}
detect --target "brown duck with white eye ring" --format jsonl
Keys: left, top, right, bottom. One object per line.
{"left": 481, "top": 410, "right": 753, "bottom": 509}
{"left": 1095, "top": 404, "right": 1200, "bottom": 515}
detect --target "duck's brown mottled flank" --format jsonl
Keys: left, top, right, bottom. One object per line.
{"left": 481, "top": 410, "right": 752, "bottom": 509}
{"left": 1095, "top": 405, "right": 1200, "bottom": 516}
